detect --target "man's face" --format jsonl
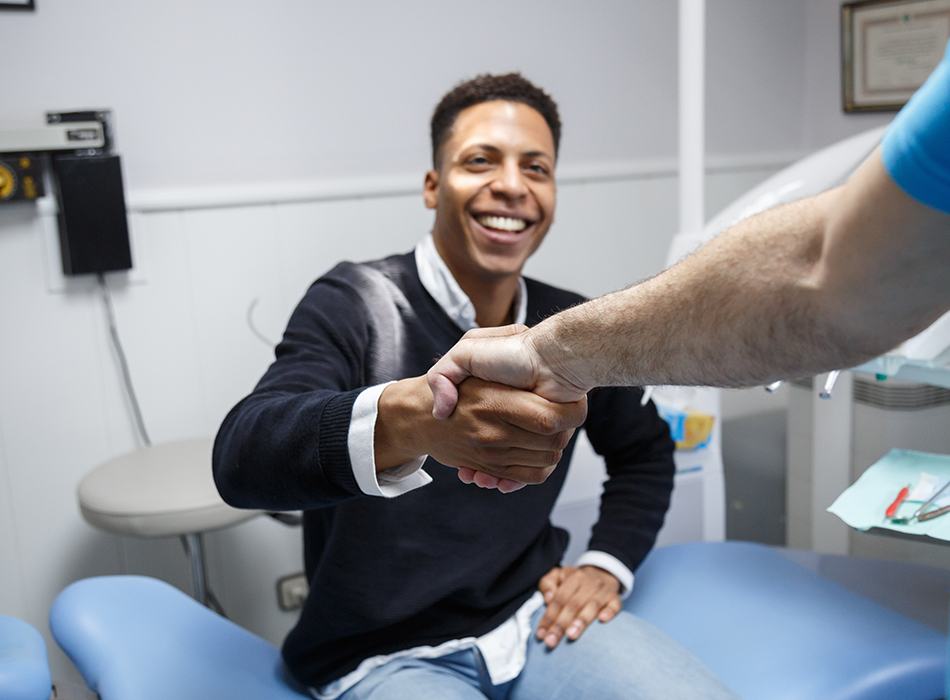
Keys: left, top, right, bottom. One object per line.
{"left": 424, "top": 100, "right": 556, "bottom": 282}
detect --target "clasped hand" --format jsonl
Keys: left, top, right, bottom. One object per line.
{"left": 425, "top": 324, "right": 589, "bottom": 491}
{"left": 376, "top": 373, "right": 587, "bottom": 493}
{"left": 427, "top": 377, "right": 587, "bottom": 491}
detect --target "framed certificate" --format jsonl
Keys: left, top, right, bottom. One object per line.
{"left": 842, "top": 0, "right": 950, "bottom": 111}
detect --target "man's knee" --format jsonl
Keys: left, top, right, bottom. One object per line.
{"left": 527, "top": 612, "right": 737, "bottom": 699}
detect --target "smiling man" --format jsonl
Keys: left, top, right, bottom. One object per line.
{"left": 214, "top": 74, "right": 735, "bottom": 699}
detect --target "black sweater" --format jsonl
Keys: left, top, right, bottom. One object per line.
{"left": 213, "top": 252, "right": 674, "bottom": 688}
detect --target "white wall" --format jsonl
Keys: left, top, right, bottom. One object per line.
{"left": 706, "top": 0, "right": 807, "bottom": 157}
{"left": 802, "top": 0, "right": 893, "bottom": 149}
{"left": 0, "top": 1, "right": 821, "bottom": 694}
{"left": 1, "top": 0, "right": 815, "bottom": 190}
{"left": 2, "top": 0, "right": 680, "bottom": 189}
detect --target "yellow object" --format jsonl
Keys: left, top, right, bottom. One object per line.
{"left": 0, "top": 163, "right": 16, "bottom": 200}
{"left": 677, "top": 412, "right": 715, "bottom": 451}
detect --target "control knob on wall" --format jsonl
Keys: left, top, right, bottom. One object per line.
{"left": 0, "top": 155, "right": 45, "bottom": 202}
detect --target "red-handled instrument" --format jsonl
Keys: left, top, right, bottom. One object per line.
{"left": 885, "top": 485, "right": 910, "bottom": 519}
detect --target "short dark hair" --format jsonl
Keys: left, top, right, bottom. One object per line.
{"left": 430, "top": 72, "right": 561, "bottom": 169}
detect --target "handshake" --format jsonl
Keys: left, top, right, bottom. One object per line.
{"left": 409, "top": 324, "right": 593, "bottom": 493}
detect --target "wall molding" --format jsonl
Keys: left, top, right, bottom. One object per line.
{"left": 35, "top": 150, "right": 806, "bottom": 215}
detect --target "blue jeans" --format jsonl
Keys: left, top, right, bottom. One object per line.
{"left": 338, "top": 607, "right": 737, "bottom": 699}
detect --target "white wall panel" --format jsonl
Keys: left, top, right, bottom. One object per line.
{"left": 526, "top": 176, "right": 678, "bottom": 298}
{"left": 0, "top": 429, "right": 25, "bottom": 618}
{"left": 1, "top": 2, "right": 806, "bottom": 191}
{"left": 0, "top": 0, "right": 681, "bottom": 190}
{"left": 272, "top": 195, "right": 431, "bottom": 300}
{"left": 706, "top": 0, "right": 806, "bottom": 156}
{"left": 101, "top": 211, "right": 209, "bottom": 445}
{"left": 180, "top": 205, "right": 284, "bottom": 429}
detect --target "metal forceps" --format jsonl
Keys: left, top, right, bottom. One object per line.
{"left": 891, "top": 479, "right": 950, "bottom": 524}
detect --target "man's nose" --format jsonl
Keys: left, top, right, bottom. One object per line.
{"left": 490, "top": 160, "right": 528, "bottom": 199}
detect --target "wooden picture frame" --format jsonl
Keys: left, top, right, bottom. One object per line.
{"left": 842, "top": 0, "right": 950, "bottom": 112}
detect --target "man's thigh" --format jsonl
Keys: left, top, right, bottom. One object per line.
{"left": 339, "top": 651, "right": 488, "bottom": 700}
{"left": 509, "top": 610, "right": 737, "bottom": 700}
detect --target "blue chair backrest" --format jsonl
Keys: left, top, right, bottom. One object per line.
{"left": 0, "top": 615, "right": 52, "bottom": 700}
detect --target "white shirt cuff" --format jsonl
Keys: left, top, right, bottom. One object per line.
{"left": 576, "top": 550, "right": 635, "bottom": 599}
{"left": 348, "top": 382, "right": 432, "bottom": 498}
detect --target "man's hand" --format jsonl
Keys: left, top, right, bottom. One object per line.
{"left": 536, "top": 565, "right": 622, "bottom": 649}
{"left": 376, "top": 376, "right": 587, "bottom": 492}
{"left": 425, "top": 325, "right": 590, "bottom": 490}
{"left": 426, "top": 325, "right": 588, "bottom": 420}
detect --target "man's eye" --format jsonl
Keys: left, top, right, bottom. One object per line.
{"left": 467, "top": 156, "right": 490, "bottom": 166}
{"left": 526, "top": 163, "right": 549, "bottom": 175}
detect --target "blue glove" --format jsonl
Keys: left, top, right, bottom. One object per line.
{"left": 881, "top": 39, "right": 950, "bottom": 214}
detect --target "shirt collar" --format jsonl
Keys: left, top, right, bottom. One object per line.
{"left": 414, "top": 233, "right": 528, "bottom": 331}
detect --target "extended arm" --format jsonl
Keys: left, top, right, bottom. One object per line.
{"left": 428, "top": 44, "right": 950, "bottom": 411}
{"left": 529, "top": 153, "right": 950, "bottom": 391}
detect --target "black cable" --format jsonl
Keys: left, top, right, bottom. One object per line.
{"left": 96, "top": 273, "right": 151, "bottom": 447}
{"left": 98, "top": 273, "right": 229, "bottom": 617}
{"left": 246, "top": 298, "right": 278, "bottom": 348}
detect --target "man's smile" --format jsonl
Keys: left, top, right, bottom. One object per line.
{"left": 475, "top": 214, "right": 529, "bottom": 232}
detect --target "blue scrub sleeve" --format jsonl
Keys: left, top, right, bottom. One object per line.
{"left": 881, "top": 39, "right": 950, "bottom": 214}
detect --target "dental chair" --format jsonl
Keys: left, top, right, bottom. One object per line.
{"left": 626, "top": 541, "right": 949, "bottom": 700}
{"left": 50, "top": 549, "right": 949, "bottom": 700}
{"left": 50, "top": 576, "right": 308, "bottom": 700}
{"left": 0, "top": 615, "right": 52, "bottom": 700}
{"left": 50, "top": 576, "right": 310, "bottom": 700}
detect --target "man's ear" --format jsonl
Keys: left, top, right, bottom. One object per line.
{"left": 423, "top": 170, "right": 439, "bottom": 210}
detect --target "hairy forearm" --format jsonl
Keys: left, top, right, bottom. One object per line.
{"left": 529, "top": 153, "right": 950, "bottom": 389}
{"left": 529, "top": 193, "right": 842, "bottom": 388}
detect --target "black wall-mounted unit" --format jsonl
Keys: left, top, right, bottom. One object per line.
{"left": 51, "top": 153, "right": 132, "bottom": 275}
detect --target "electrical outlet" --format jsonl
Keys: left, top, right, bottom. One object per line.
{"left": 277, "top": 572, "right": 309, "bottom": 611}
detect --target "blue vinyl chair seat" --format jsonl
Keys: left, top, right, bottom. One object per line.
{"left": 0, "top": 615, "right": 51, "bottom": 700}
{"left": 48, "top": 545, "right": 949, "bottom": 699}
{"left": 625, "top": 541, "right": 948, "bottom": 700}
{"left": 50, "top": 576, "right": 308, "bottom": 700}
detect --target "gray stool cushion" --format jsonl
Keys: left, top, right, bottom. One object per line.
{"left": 79, "top": 438, "right": 259, "bottom": 537}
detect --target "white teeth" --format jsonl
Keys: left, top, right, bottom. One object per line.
{"left": 477, "top": 215, "right": 528, "bottom": 232}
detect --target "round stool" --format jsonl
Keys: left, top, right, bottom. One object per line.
{"left": 78, "top": 437, "right": 260, "bottom": 608}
